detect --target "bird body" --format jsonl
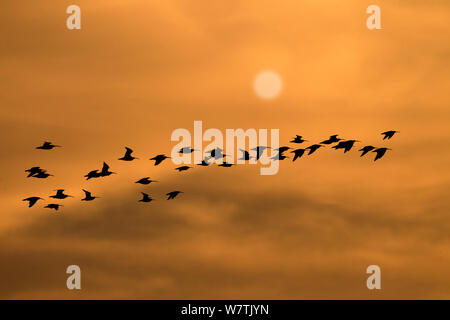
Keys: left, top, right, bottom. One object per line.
{"left": 332, "top": 140, "right": 359, "bottom": 153}
{"left": 45, "top": 204, "right": 63, "bottom": 211}
{"left": 118, "top": 147, "right": 138, "bottom": 161}
{"left": 139, "top": 192, "right": 154, "bottom": 203}
{"left": 238, "top": 149, "right": 252, "bottom": 161}
{"left": 100, "top": 162, "right": 115, "bottom": 176}
{"left": 218, "top": 162, "right": 233, "bottom": 167}
{"left": 150, "top": 154, "right": 170, "bottom": 166}
{"left": 179, "top": 147, "right": 197, "bottom": 154}
{"left": 50, "top": 189, "right": 73, "bottom": 199}
{"left": 290, "top": 135, "right": 308, "bottom": 144}
{"left": 135, "top": 177, "right": 158, "bottom": 185}
{"left": 23, "top": 197, "right": 43, "bottom": 208}
{"left": 251, "top": 146, "right": 270, "bottom": 160}
{"left": 175, "top": 166, "right": 192, "bottom": 172}
{"left": 359, "top": 145, "right": 376, "bottom": 157}
{"left": 381, "top": 131, "right": 399, "bottom": 140}
{"left": 305, "top": 144, "right": 322, "bottom": 155}
{"left": 166, "top": 191, "right": 182, "bottom": 200}
{"left": 291, "top": 148, "right": 306, "bottom": 161}
{"left": 85, "top": 170, "right": 101, "bottom": 180}
{"left": 36, "top": 141, "right": 61, "bottom": 150}
{"left": 32, "top": 171, "right": 52, "bottom": 179}
{"left": 81, "top": 189, "right": 98, "bottom": 201}
{"left": 372, "top": 147, "right": 391, "bottom": 161}
{"left": 320, "top": 135, "right": 342, "bottom": 145}
{"left": 25, "top": 166, "right": 44, "bottom": 177}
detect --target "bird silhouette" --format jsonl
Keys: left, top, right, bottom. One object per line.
{"left": 139, "top": 192, "right": 154, "bottom": 203}
{"left": 49, "top": 189, "right": 73, "bottom": 199}
{"left": 196, "top": 157, "right": 211, "bottom": 166}
{"left": 81, "top": 189, "right": 99, "bottom": 201}
{"left": 359, "top": 145, "right": 376, "bottom": 157}
{"left": 238, "top": 149, "right": 253, "bottom": 161}
{"left": 118, "top": 147, "right": 138, "bottom": 161}
{"left": 175, "top": 166, "right": 192, "bottom": 172}
{"left": 305, "top": 144, "right": 322, "bottom": 155}
{"left": 36, "top": 141, "right": 61, "bottom": 150}
{"left": 84, "top": 169, "right": 101, "bottom": 180}
{"left": 150, "top": 154, "right": 170, "bottom": 166}
{"left": 45, "top": 204, "right": 63, "bottom": 211}
{"left": 372, "top": 147, "right": 391, "bottom": 161}
{"left": 100, "top": 162, "right": 115, "bottom": 177}
{"left": 218, "top": 162, "right": 234, "bottom": 167}
{"left": 179, "top": 147, "right": 197, "bottom": 154}
{"left": 251, "top": 146, "right": 270, "bottom": 160}
{"left": 32, "top": 171, "right": 53, "bottom": 179}
{"left": 291, "top": 148, "right": 306, "bottom": 161}
{"left": 290, "top": 135, "right": 308, "bottom": 144}
{"left": 166, "top": 191, "right": 183, "bottom": 200}
{"left": 25, "top": 166, "right": 44, "bottom": 178}
{"left": 275, "top": 146, "right": 291, "bottom": 154}
{"left": 270, "top": 153, "right": 288, "bottom": 161}
{"left": 320, "top": 135, "right": 342, "bottom": 145}
{"left": 22, "top": 197, "right": 43, "bottom": 208}
{"left": 381, "top": 131, "right": 399, "bottom": 140}
{"left": 332, "top": 140, "right": 359, "bottom": 153}
{"left": 135, "top": 177, "right": 158, "bottom": 185}
{"left": 206, "top": 147, "right": 227, "bottom": 160}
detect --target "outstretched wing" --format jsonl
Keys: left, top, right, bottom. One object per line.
{"left": 101, "top": 162, "right": 110, "bottom": 172}
{"left": 125, "top": 147, "right": 133, "bottom": 157}
{"left": 82, "top": 189, "right": 92, "bottom": 198}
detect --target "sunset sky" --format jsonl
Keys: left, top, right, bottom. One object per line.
{"left": 1, "top": 0, "right": 449, "bottom": 299}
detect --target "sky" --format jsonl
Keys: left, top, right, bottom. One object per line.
{"left": 0, "top": 0, "right": 449, "bottom": 299}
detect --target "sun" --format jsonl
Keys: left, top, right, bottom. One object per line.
{"left": 253, "top": 70, "right": 283, "bottom": 100}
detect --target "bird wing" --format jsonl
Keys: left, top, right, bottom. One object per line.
{"left": 125, "top": 147, "right": 133, "bottom": 157}
{"left": 102, "top": 162, "right": 110, "bottom": 172}
{"left": 82, "top": 189, "right": 91, "bottom": 198}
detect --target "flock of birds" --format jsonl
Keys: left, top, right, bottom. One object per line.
{"left": 22, "top": 131, "right": 399, "bottom": 211}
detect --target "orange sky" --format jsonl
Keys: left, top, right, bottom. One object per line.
{"left": 0, "top": 0, "right": 449, "bottom": 299}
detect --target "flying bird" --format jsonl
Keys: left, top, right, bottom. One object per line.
{"left": 49, "top": 189, "right": 73, "bottom": 199}
{"left": 275, "top": 146, "right": 291, "bottom": 154}
{"left": 22, "top": 197, "right": 43, "bottom": 208}
{"left": 100, "top": 162, "right": 115, "bottom": 177}
{"left": 135, "top": 177, "right": 158, "bottom": 185}
{"left": 359, "top": 145, "right": 376, "bottom": 157}
{"left": 206, "top": 148, "right": 227, "bottom": 160}
{"left": 118, "top": 147, "right": 138, "bottom": 161}
{"left": 305, "top": 144, "right": 322, "bottom": 155}
{"left": 31, "top": 171, "right": 53, "bottom": 179}
{"left": 381, "top": 131, "right": 399, "bottom": 140}
{"left": 166, "top": 191, "right": 183, "bottom": 200}
{"left": 25, "top": 166, "right": 44, "bottom": 178}
{"left": 150, "top": 154, "right": 170, "bottom": 166}
{"left": 197, "top": 157, "right": 211, "bottom": 166}
{"left": 290, "top": 135, "right": 308, "bottom": 144}
{"left": 320, "top": 135, "right": 342, "bottom": 145}
{"left": 84, "top": 170, "right": 101, "bottom": 180}
{"left": 251, "top": 146, "right": 270, "bottom": 160}
{"left": 270, "top": 153, "right": 288, "bottom": 161}
{"left": 139, "top": 192, "right": 154, "bottom": 203}
{"left": 179, "top": 147, "right": 197, "bottom": 154}
{"left": 238, "top": 149, "right": 252, "bottom": 161}
{"left": 332, "top": 140, "right": 359, "bottom": 153}
{"left": 81, "top": 189, "right": 99, "bottom": 201}
{"left": 45, "top": 204, "right": 63, "bottom": 211}
{"left": 175, "top": 166, "right": 192, "bottom": 172}
{"left": 291, "top": 148, "right": 306, "bottom": 161}
{"left": 36, "top": 141, "right": 61, "bottom": 150}
{"left": 373, "top": 147, "right": 391, "bottom": 161}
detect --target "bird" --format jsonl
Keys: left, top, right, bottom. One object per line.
{"left": 291, "top": 148, "right": 306, "bottom": 161}
{"left": 359, "top": 145, "right": 376, "bottom": 157}
{"left": 36, "top": 141, "right": 61, "bottom": 150}
{"left": 206, "top": 147, "right": 227, "bottom": 160}
{"left": 139, "top": 192, "right": 154, "bottom": 203}
{"left": 238, "top": 149, "right": 252, "bottom": 161}
{"left": 372, "top": 147, "right": 391, "bottom": 161}
{"left": 179, "top": 147, "right": 197, "bottom": 154}
{"left": 25, "top": 166, "right": 44, "bottom": 177}
{"left": 305, "top": 144, "right": 322, "bottom": 155}
{"left": 251, "top": 146, "right": 270, "bottom": 160}
{"left": 118, "top": 147, "right": 138, "bottom": 161}
{"left": 31, "top": 171, "right": 53, "bottom": 179}
{"left": 22, "top": 197, "right": 43, "bottom": 208}
{"left": 196, "top": 157, "right": 211, "bottom": 166}
{"left": 44, "top": 204, "right": 63, "bottom": 211}
{"left": 49, "top": 189, "right": 73, "bottom": 199}
{"left": 332, "top": 140, "right": 359, "bottom": 153}
{"left": 150, "top": 154, "right": 170, "bottom": 166}
{"left": 381, "top": 131, "right": 399, "bottom": 140}
{"left": 81, "top": 189, "right": 99, "bottom": 201}
{"left": 290, "top": 135, "right": 308, "bottom": 144}
{"left": 218, "top": 162, "right": 234, "bottom": 167}
{"left": 320, "top": 135, "right": 342, "bottom": 145}
{"left": 166, "top": 191, "right": 183, "bottom": 200}
{"left": 175, "top": 166, "right": 192, "bottom": 172}
{"left": 135, "top": 177, "right": 158, "bottom": 185}
{"left": 100, "top": 162, "right": 115, "bottom": 177}
{"left": 84, "top": 170, "right": 101, "bottom": 180}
